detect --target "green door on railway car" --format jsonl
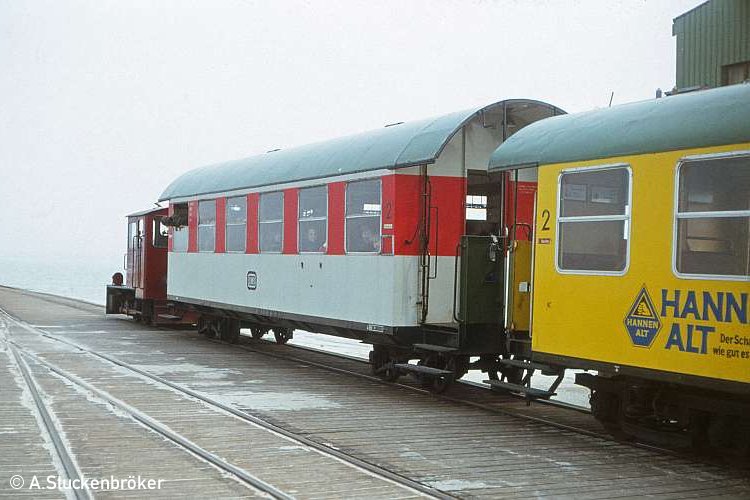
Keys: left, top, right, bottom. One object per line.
{"left": 457, "top": 235, "right": 505, "bottom": 351}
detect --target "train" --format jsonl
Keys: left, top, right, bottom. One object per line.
{"left": 107, "top": 83, "right": 750, "bottom": 454}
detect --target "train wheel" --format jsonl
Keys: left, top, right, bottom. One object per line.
{"left": 381, "top": 362, "right": 400, "bottom": 382}
{"left": 501, "top": 355, "right": 524, "bottom": 385}
{"left": 450, "top": 355, "right": 470, "bottom": 381}
{"left": 273, "top": 328, "right": 293, "bottom": 345}
{"left": 479, "top": 354, "right": 500, "bottom": 381}
{"left": 590, "top": 390, "right": 632, "bottom": 441}
{"left": 369, "top": 347, "right": 386, "bottom": 374}
{"left": 416, "top": 358, "right": 433, "bottom": 388}
{"left": 250, "top": 327, "right": 267, "bottom": 340}
{"left": 418, "top": 355, "right": 455, "bottom": 394}
{"left": 220, "top": 318, "right": 241, "bottom": 344}
{"left": 432, "top": 356, "right": 464, "bottom": 394}
{"left": 197, "top": 317, "right": 216, "bottom": 338}
{"left": 431, "top": 373, "right": 452, "bottom": 393}
{"left": 370, "top": 347, "right": 401, "bottom": 382}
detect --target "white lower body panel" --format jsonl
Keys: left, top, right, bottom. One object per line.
{"left": 168, "top": 253, "right": 433, "bottom": 327}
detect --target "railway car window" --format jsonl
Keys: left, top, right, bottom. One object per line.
{"left": 346, "top": 179, "right": 381, "bottom": 253}
{"left": 226, "top": 196, "right": 247, "bottom": 253}
{"left": 298, "top": 186, "right": 328, "bottom": 253}
{"left": 171, "top": 203, "right": 188, "bottom": 253}
{"left": 466, "top": 195, "right": 487, "bottom": 221}
{"left": 557, "top": 167, "right": 630, "bottom": 273}
{"left": 259, "top": 192, "right": 283, "bottom": 253}
{"left": 675, "top": 154, "right": 750, "bottom": 278}
{"left": 198, "top": 200, "right": 216, "bottom": 252}
{"left": 152, "top": 217, "right": 168, "bottom": 248}
{"left": 128, "top": 221, "right": 137, "bottom": 250}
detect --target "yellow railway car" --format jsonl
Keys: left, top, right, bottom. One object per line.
{"left": 489, "top": 84, "right": 750, "bottom": 452}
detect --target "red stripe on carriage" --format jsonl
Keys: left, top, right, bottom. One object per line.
{"left": 246, "top": 193, "right": 259, "bottom": 254}
{"left": 187, "top": 201, "right": 198, "bottom": 253}
{"left": 215, "top": 197, "right": 226, "bottom": 253}
{"left": 505, "top": 180, "right": 538, "bottom": 236}
{"left": 283, "top": 188, "right": 299, "bottom": 254}
{"left": 430, "top": 175, "right": 467, "bottom": 256}
{"left": 387, "top": 174, "right": 465, "bottom": 257}
{"left": 327, "top": 182, "right": 345, "bottom": 255}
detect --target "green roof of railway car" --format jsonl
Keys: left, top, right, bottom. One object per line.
{"left": 489, "top": 84, "right": 750, "bottom": 170}
{"left": 159, "top": 99, "right": 563, "bottom": 201}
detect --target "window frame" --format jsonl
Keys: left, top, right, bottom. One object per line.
{"left": 297, "top": 185, "right": 328, "bottom": 254}
{"left": 225, "top": 196, "right": 247, "bottom": 253}
{"left": 554, "top": 163, "right": 632, "bottom": 276}
{"left": 259, "top": 191, "right": 284, "bottom": 254}
{"left": 345, "top": 178, "right": 382, "bottom": 255}
{"left": 152, "top": 216, "right": 169, "bottom": 249}
{"left": 168, "top": 202, "right": 189, "bottom": 253}
{"left": 197, "top": 199, "right": 217, "bottom": 253}
{"left": 672, "top": 150, "right": 750, "bottom": 282}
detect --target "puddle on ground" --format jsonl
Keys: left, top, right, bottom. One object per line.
{"left": 212, "top": 390, "right": 342, "bottom": 411}
{"left": 426, "top": 479, "right": 521, "bottom": 491}
{"left": 132, "top": 363, "right": 241, "bottom": 380}
{"left": 190, "top": 379, "right": 264, "bottom": 387}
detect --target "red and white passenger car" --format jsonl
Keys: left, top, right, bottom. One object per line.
{"left": 109, "top": 98, "right": 563, "bottom": 388}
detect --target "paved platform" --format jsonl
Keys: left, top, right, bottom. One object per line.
{"left": 1, "top": 286, "right": 749, "bottom": 499}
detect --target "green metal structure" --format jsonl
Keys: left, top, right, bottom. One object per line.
{"left": 673, "top": 0, "right": 750, "bottom": 89}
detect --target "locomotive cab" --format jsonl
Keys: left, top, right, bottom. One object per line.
{"left": 106, "top": 207, "right": 172, "bottom": 323}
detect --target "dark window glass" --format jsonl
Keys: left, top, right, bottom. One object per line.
{"left": 259, "top": 192, "right": 283, "bottom": 220}
{"left": 560, "top": 168, "right": 629, "bottom": 217}
{"left": 678, "top": 157, "right": 750, "bottom": 213}
{"left": 226, "top": 196, "right": 247, "bottom": 252}
{"left": 557, "top": 167, "right": 630, "bottom": 273}
{"left": 152, "top": 217, "right": 168, "bottom": 249}
{"left": 299, "top": 186, "right": 327, "bottom": 253}
{"left": 259, "top": 192, "right": 283, "bottom": 253}
{"left": 346, "top": 179, "right": 381, "bottom": 254}
{"left": 558, "top": 220, "right": 627, "bottom": 272}
{"left": 198, "top": 200, "right": 216, "bottom": 252}
{"left": 346, "top": 216, "right": 381, "bottom": 253}
{"left": 676, "top": 155, "right": 750, "bottom": 277}
{"left": 170, "top": 204, "right": 189, "bottom": 253}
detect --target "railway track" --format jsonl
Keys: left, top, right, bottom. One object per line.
{"left": 9, "top": 344, "right": 294, "bottom": 499}
{"left": 1, "top": 308, "right": 454, "bottom": 500}
{"left": 226, "top": 335, "right": 729, "bottom": 464}
{"left": 4, "top": 293, "right": 739, "bottom": 469}
{"left": 4, "top": 342, "right": 90, "bottom": 500}
{"left": 15, "top": 305, "right": 737, "bottom": 470}
{"left": 2, "top": 288, "right": 748, "bottom": 498}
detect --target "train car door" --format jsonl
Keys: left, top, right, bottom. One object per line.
{"left": 503, "top": 167, "right": 539, "bottom": 356}
{"left": 135, "top": 217, "right": 144, "bottom": 290}
{"left": 125, "top": 216, "right": 144, "bottom": 290}
{"left": 125, "top": 218, "right": 136, "bottom": 287}
{"left": 458, "top": 171, "right": 506, "bottom": 350}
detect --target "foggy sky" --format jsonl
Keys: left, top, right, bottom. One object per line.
{"left": 1, "top": 0, "right": 702, "bottom": 265}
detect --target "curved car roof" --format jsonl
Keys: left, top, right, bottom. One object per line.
{"left": 489, "top": 83, "right": 750, "bottom": 171}
{"left": 159, "top": 99, "right": 563, "bottom": 201}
